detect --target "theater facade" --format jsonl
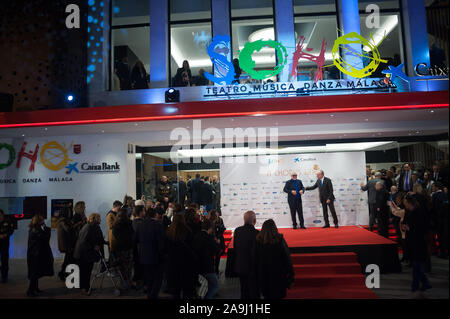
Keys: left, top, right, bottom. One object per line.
{"left": 0, "top": 0, "right": 448, "bottom": 257}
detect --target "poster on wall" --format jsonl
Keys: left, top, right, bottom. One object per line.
{"left": 23, "top": 196, "right": 47, "bottom": 220}
{"left": 220, "top": 152, "right": 369, "bottom": 229}
{"left": 50, "top": 199, "right": 73, "bottom": 228}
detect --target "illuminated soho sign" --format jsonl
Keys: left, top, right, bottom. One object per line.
{"left": 204, "top": 32, "right": 388, "bottom": 85}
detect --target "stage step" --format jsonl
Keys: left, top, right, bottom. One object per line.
{"left": 286, "top": 285, "right": 377, "bottom": 299}
{"left": 293, "top": 263, "right": 361, "bottom": 275}
{"left": 291, "top": 252, "right": 358, "bottom": 265}
{"left": 293, "top": 273, "right": 366, "bottom": 287}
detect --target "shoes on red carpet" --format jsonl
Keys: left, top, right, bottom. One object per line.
{"left": 293, "top": 225, "right": 297, "bottom": 230}
{"left": 322, "top": 225, "right": 330, "bottom": 228}
{"left": 335, "top": 224, "right": 339, "bottom": 228}
{"left": 300, "top": 226, "right": 306, "bottom": 229}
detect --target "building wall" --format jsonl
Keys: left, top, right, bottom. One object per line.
{"left": 0, "top": 133, "right": 130, "bottom": 258}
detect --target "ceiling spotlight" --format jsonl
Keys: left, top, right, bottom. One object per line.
{"left": 66, "top": 95, "right": 74, "bottom": 102}
{"left": 165, "top": 88, "right": 180, "bottom": 103}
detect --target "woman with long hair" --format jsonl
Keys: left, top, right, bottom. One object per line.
{"left": 173, "top": 60, "right": 192, "bottom": 87}
{"left": 255, "top": 219, "right": 294, "bottom": 299}
{"left": 131, "top": 60, "right": 149, "bottom": 89}
{"left": 208, "top": 210, "right": 226, "bottom": 274}
{"left": 165, "top": 214, "right": 197, "bottom": 299}
{"left": 27, "top": 215, "right": 54, "bottom": 297}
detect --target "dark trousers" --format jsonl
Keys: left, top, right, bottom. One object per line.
{"left": 59, "top": 251, "right": 74, "bottom": 277}
{"left": 28, "top": 276, "right": 39, "bottom": 293}
{"left": 132, "top": 246, "right": 143, "bottom": 282}
{"left": 79, "top": 261, "right": 94, "bottom": 290}
{"left": 0, "top": 239, "right": 9, "bottom": 280}
{"left": 411, "top": 261, "right": 430, "bottom": 292}
{"left": 369, "top": 204, "right": 377, "bottom": 230}
{"left": 321, "top": 200, "right": 338, "bottom": 226}
{"left": 144, "top": 263, "right": 163, "bottom": 299}
{"left": 437, "top": 211, "right": 449, "bottom": 256}
{"left": 377, "top": 210, "right": 389, "bottom": 238}
{"left": 239, "top": 276, "right": 259, "bottom": 299}
{"left": 288, "top": 199, "right": 304, "bottom": 227}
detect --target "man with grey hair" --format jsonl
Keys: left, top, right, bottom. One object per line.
{"left": 233, "top": 210, "right": 259, "bottom": 299}
{"left": 306, "top": 170, "right": 339, "bottom": 228}
{"left": 361, "top": 171, "right": 385, "bottom": 231}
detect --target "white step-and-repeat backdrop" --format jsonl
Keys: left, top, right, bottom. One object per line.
{"left": 220, "top": 152, "right": 369, "bottom": 229}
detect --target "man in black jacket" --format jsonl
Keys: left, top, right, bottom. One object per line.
{"left": 193, "top": 219, "right": 220, "bottom": 299}
{"left": 0, "top": 209, "right": 14, "bottom": 283}
{"left": 175, "top": 176, "right": 187, "bottom": 207}
{"left": 361, "top": 172, "right": 384, "bottom": 231}
{"left": 305, "top": 170, "right": 339, "bottom": 228}
{"left": 156, "top": 176, "right": 174, "bottom": 210}
{"left": 233, "top": 210, "right": 259, "bottom": 299}
{"left": 134, "top": 211, "right": 166, "bottom": 299}
{"left": 283, "top": 173, "right": 306, "bottom": 229}
{"left": 374, "top": 182, "right": 390, "bottom": 238}
{"left": 398, "top": 163, "right": 414, "bottom": 192}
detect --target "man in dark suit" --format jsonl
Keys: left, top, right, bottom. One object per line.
{"left": 305, "top": 170, "right": 339, "bottom": 228}
{"left": 398, "top": 163, "right": 414, "bottom": 192}
{"left": 134, "top": 210, "right": 166, "bottom": 299}
{"left": 176, "top": 176, "right": 187, "bottom": 207}
{"left": 361, "top": 171, "right": 384, "bottom": 231}
{"left": 192, "top": 174, "right": 203, "bottom": 205}
{"left": 432, "top": 163, "right": 447, "bottom": 186}
{"left": 233, "top": 211, "right": 259, "bottom": 299}
{"left": 431, "top": 182, "right": 449, "bottom": 258}
{"left": 374, "top": 181, "right": 390, "bottom": 238}
{"left": 283, "top": 173, "right": 306, "bottom": 229}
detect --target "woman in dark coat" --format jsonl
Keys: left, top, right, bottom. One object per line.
{"left": 74, "top": 213, "right": 105, "bottom": 294}
{"left": 27, "top": 215, "right": 54, "bottom": 297}
{"left": 402, "top": 195, "right": 432, "bottom": 292}
{"left": 255, "top": 219, "right": 294, "bottom": 299}
{"left": 165, "top": 214, "right": 197, "bottom": 299}
{"left": 173, "top": 60, "right": 192, "bottom": 87}
{"left": 57, "top": 207, "right": 76, "bottom": 281}
{"left": 208, "top": 210, "right": 226, "bottom": 274}
{"left": 112, "top": 208, "right": 134, "bottom": 287}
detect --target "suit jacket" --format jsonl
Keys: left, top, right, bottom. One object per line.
{"left": 398, "top": 171, "right": 413, "bottom": 192}
{"left": 305, "top": 177, "right": 335, "bottom": 202}
{"left": 283, "top": 179, "right": 305, "bottom": 203}
{"left": 233, "top": 224, "right": 259, "bottom": 276}
{"left": 361, "top": 178, "right": 384, "bottom": 204}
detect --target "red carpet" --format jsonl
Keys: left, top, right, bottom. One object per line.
{"left": 278, "top": 225, "right": 396, "bottom": 247}
{"left": 225, "top": 226, "right": 390, "bottom": 299}
{"left": 286, "top": 252, "right": 377, "bottom": 299}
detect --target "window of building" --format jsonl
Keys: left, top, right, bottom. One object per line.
{"left": 111, "top": 0, "right": 150, "bottom": 91}
{"left": 231, "top": 0, "right": 275, "bottom": 83}
{"left": 293, "top": 0, "right": 336, "bottom": 14}
{"left": 359, "top": 12, "right": 404, "bottom": 78}
{"left": 425, "top": 1, "right": 449, "bottom": 70}
{"left": 293, "top": 1, "right": 340, "bottom": 80}
{"left": 358, "top": 0, "right": 400, "bottom": 11}
{"left": 169, "top": 0, "right": 212, "bottom": 87}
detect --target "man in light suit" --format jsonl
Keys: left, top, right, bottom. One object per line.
{"left": 361, "top": 171, "right": 385, "bottom": 231}
{"left": 305, "top": 170, "right": 339, "bottom": 228}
